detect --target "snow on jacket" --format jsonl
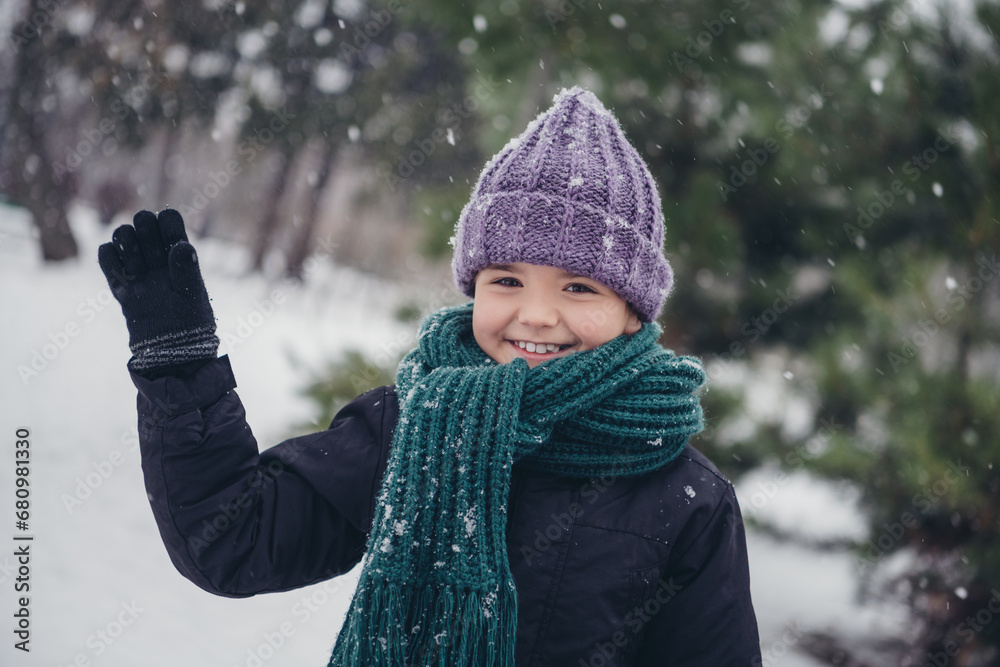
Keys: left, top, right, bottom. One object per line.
{"left": 129, "top": 355, "right": 762, "bottom": 666}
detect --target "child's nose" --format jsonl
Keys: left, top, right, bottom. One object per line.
{"left": 517, "top": 293, "right": 559, "bottom": 328}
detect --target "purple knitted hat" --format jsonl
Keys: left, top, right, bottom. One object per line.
{"left": 450, "top": 86, "right": 673, "bottom": 322}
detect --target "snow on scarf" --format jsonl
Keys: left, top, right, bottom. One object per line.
{"left": 328, "top": 303, "right": 705, "bottom": 665}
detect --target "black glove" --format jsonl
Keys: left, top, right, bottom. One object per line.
{"left": 98, "top": 209, "right": 219, "bottom": 374}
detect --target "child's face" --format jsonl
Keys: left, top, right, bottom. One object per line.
{"left": 472, "top": 262, "right": 642, "bottom": 368}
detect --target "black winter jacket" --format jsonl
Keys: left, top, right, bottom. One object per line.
{"left": 130, "top": 355, "right": 761, "bottom": 666}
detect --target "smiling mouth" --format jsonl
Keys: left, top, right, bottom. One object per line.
{"left": 508, "top": 340, "right": 574, "bottom": 354}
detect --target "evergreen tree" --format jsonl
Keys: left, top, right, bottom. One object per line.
{"left": 410, "top": 0, "right": 1000, "bottom": 662}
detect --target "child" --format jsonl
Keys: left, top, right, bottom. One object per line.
{"left": 99, "top": 87, "right": 761, "bottom": 666}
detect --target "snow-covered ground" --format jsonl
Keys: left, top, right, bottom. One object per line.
{"left": 0, "top": 203, "right": 904, "bottom": 666}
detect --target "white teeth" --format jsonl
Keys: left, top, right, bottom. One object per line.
{"left": 513, "top": 340, "right": 562, "bottom": 354}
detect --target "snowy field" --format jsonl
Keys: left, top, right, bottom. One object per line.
{"left": 0, "top": 203, "right": 904, "bottom": 666}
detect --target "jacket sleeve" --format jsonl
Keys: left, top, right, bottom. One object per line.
{"left": 129, "top": 354, "right": 393, "bottom": 598}
{"left": 633, "top": 483, "right": 762, "bottom": 666}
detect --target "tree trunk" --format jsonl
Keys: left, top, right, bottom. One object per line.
{"left": 28, "top": 196, "right": 79, "bottom": 260}
{"left": 249, "top": 146, "right": 293, "bottom": 272}
{"left": 154, "top": 121, "right": 182, "bottom": 207}
{"left": 285, "top": 143, "right": 338, "bottom": 280}
{"left": 1, "top": 0, "right": 79, "bottom": 261}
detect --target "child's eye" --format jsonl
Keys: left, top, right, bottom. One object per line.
{"left": 492, "top": 277, "right": 521, "bottom": 287}
{"left": 566, "top": 283, "right": 597, "bottom": 294}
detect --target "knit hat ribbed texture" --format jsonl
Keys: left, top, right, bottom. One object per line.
{"left": 451, "top": 86, "right": 673, "bottom": 322}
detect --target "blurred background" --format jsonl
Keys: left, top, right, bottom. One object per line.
{"left": 1, "top": 0, "right": 998, "bottom": 665}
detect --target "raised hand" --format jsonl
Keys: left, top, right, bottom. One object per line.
{"left": 98, "top": 209, "right": 218, "bottom": 373}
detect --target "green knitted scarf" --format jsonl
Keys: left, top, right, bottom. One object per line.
{"left": 327, "top": 303, "right": 706, "bottom": 666}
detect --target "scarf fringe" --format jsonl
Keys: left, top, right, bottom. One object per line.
{"left": 328, "top": 579, "right": 517, "bottom": 667}
{"left": 327, "top": 304, "right": 705, "bottom": 665}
